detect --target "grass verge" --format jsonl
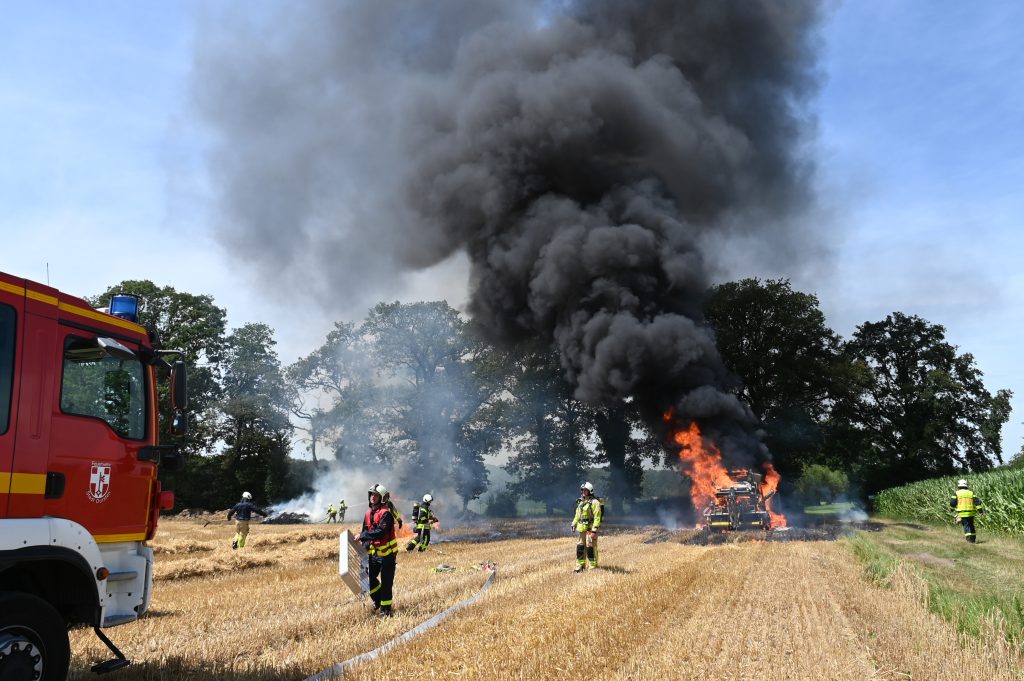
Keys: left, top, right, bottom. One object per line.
{"left": 845, "top": 519, "right": 1024, "bottom": 644}
{"left": 804, "top": 502, "right": 856, "bottom": 515}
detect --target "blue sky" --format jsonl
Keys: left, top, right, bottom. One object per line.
{"left": 2, "top": 1, "right": 1022, "bottom": 460}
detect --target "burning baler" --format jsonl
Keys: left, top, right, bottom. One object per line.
{"left": 703, "top": 470, "right": 775, "bottom": 531}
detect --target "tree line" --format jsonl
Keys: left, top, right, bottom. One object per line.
{"left": 92, "top": 277, "right": 1014, "bottom": 513}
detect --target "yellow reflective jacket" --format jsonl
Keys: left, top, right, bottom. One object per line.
{"left": 950, "top": 489, "right": 982, "bottom": 518}
{"left": 573, "top": 497, "right": 602, "bottom": 531}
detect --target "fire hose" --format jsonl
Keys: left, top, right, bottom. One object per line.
{"left": 303, "top": 567, "right": 497, "bottom": 681}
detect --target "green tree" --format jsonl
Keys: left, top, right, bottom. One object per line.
{"left": 794, "top": 464, "right": 849, "bottom": 504}
{"left": 361, "top": 302, "right": 510, "bottom": 502}
{"left": 286, "top": 321, "right": 379, "bottom": 466}
{"left": 843, "top": 312, "right": 1012, "bottom": 493}
{"left": 448, "top": 326, "right": 513, "bottom": 510}
{"left": 220, "top": 323, "right": 294, "bottom": 502}
{"left": 592, "top": 401, "right": 660, "bottom": 514}
{"left": 503, "top": 342, "right": 595, "bottom": 514}
{"left": 705, "top": 278, "right": 845, "bottom": 476}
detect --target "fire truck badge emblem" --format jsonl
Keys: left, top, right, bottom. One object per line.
{"left": 87, "top": 463, "right": 112, "bottom": 503}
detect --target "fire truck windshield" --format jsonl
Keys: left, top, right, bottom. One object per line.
{"left": 60, "top": 337, "right": 147, "bottom": 439}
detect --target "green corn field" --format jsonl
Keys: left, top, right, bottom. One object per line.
{"left": 875, "top": 468, "right": 1024, "bottom": 535}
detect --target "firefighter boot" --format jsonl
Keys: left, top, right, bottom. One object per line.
{"left": 574, "top": 544, "right": 585, "bottom": 572}
{"left": 406, "top": 540, "right": 416, "bottom": 551}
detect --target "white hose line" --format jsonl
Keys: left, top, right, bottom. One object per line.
{"left": 304, "top": 568, "right": 497, "bottom": 681}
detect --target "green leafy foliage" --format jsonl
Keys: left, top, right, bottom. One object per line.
{"left": 704, "top": 278, "right": 849, "bottom": 479}
{"left": 794, "top": 464, "right": 849, "bottom": 504}
{"left": 483, "top": 489, "right": 518, "bottom": 517}
{"left": 502, "top": 341, "right": 595, "bottom": 514}
{"left": 844, "top": 313, "right": 1013, "bottom": 494}
{"left": 875, "top": 468, "right": 1024, "bottom": 535}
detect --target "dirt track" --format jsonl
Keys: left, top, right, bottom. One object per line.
{"left": 69, "top": 520, "right": 1023, "bottom": 680}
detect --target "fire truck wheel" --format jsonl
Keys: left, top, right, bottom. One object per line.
{"left": 0, "top": 592, "right": 71, "bottom": 681}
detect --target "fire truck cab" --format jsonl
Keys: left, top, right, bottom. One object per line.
{"left": 0, "top": 271, "right": 187, "bottom": 680}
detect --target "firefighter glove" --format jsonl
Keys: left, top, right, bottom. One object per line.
{"left": 398, "top": 518, "right": 404, "bottom": 528}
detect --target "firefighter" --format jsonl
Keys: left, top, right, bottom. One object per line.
{"left": 950, "top": 478, "right": 985, "bottom": 543}
{"left": 571, "top": 482, "right": 602, "bottom": 572}
{"left": 326, "top": 503, "right": 338, "bottom": 523}
{"left": 406, "top": 494, "right": 440, "bottom": 552}
{"left": 359, "top": 483, "right": 399, "bottom": 616}
{"left": 338, "top": 499, "right": 347, "bottom": 522}
{"left": 227, "top": 491, "right": 266, "bottom": 549}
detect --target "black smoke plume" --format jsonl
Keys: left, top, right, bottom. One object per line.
{"left": 194, "top": 0, "right": 823, "bottom": 465}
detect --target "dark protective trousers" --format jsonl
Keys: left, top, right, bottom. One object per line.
{"left": 960, "top": 516, "right": 977, "bottom": 543}
{"left": 368, "top": 553, "right": 397, "bottom": 612}
{"left": 406, "top": 527, "right": 432, "bottom": 552}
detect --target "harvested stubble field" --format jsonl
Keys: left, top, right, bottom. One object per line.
{"left": 67, "top": 518, "right": 1024, "bottom": 680}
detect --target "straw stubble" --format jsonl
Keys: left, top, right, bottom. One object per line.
{"left": 68, "top": 520, "right": 1022, "bottom": 680}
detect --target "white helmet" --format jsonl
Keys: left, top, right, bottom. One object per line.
{"left": 368, "top": 483, "right": 388, "bottom": 501}
{"left": 422, "top": 494, "right": 433, "bottom": 504}
{"left": 580, "top": 482, "right": 594, "bottom": 494}
{"left": 241, "top": 491, "right": 252, "bottom": 500}
{"left": 957, "top": 479, "right": 968, "bottom": 489}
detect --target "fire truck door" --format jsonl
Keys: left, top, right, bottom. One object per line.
{"left": 0, "top": 289, "right": 21, "bottom": 515}
{"left": 45, "top": 329, "right": 155, "bottom": 540}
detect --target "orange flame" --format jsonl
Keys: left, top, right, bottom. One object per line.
{"left": 666, "top": 414, "right": 787, "bottom": 528}
{"left": 760, "top": 463, "right": 787, "bottom": 528}
{"left": 672, "top": 421, "right": 733, "bottom": 511}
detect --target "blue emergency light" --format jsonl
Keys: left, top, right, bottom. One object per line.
{"left": 109, "top": 294, "right": 141, "bottom": 323}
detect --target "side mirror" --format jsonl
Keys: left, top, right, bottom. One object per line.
{"left": 170, "top": 360, "right": 188, "bottom": 411}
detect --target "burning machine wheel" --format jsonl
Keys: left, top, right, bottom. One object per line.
{"left": 0, "top": 592, "right": 71, "bottom": 681}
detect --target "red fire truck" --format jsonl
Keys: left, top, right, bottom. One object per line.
{"left": 0, "top": 270, "right": 187, "bottom": 680}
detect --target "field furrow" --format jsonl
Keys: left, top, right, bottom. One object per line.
{"left": 66, "top": 520, "right": 1024, "bottom": 680}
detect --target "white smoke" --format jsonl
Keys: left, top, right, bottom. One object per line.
{"left": 838, "top": 505, "right": 868, "bottom": 523}
{"left": 269, "top": 467, "right": 378, "bottom": 520}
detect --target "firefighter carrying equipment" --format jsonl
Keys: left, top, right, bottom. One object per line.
{"left": 572, "top": 495, "right": 602, "bottom": 570}
{"left": 950, "top": 487, "right": 985, "bottom": 544}
{"left": 361, "top": 505, "right": 399, "bottom": 557}
{"left": 406, "top": 498, "right": 439, "bottom": 552}
{"left": 361, "top": 501, "right": 398, "bottom": 615}
{"left": 572, "top": 495, "right": 602, "bottom": 532}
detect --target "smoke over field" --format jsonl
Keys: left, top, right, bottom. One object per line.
{"left": 195, "top": 1, "right": 823, "bottom": 468}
